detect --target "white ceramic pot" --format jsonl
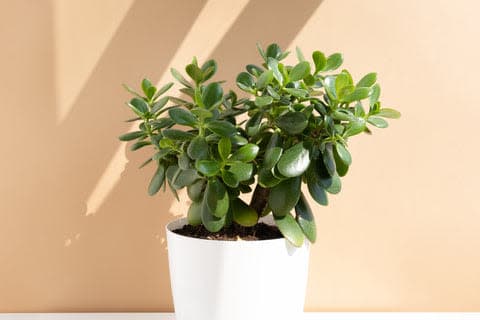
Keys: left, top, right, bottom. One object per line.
{"left": 166, "top": 217, "right": 310, "bottom": 320}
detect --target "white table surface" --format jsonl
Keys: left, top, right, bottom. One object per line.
{"left": 1, "top": 313, "right": 479, "bottom": 320}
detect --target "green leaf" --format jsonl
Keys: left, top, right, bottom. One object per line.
{"left": 187, "top": 201, "right": 202, "bottom": 226}
{"left": 295, "top": 193, "right": 316, "bottom": 243}
{"left": 245, "top": 112, "right": 262, "bottom": 137}
{"left": 162, "top": 129, "right": 195, "bottom": 140}
{"left": 268, "top": 176, "right": 301, "bottom": 217}
{"left": 312, "top": 50, "right": 326, "bottom": 73}
{"left": 334, "top": 143, "right": 352, "bottom": 166}
{"left": 202, "top": 82, "right": 223, "bottom": 109}
{"left": 343, "top": 120, "right": 366, "bottom": 137}
{"left": 283, "top": 88, "right": 308, "bottom": 98}
{"left": 264, "top": 132, "right": 283, "bottom": 169}
{"left": 274, "top": 213, "right": 304, "bottom": 247}
{"left": 141, "top": 78, "right": 153, "bottom": 96}
{"left": 343, "top": 87, "right": 370, "bottom": 103}
{"left": 186, "top": 63, "right": 203, "bottom": 84}
{"left": 324, "top": 53, "right": 343, "bottom": 71}
{"left": 218, "top": 137, "right": 231, "bottom": 160}
{"left": 368, "top": 117, "right": 389, "bottom": 128}
{"left": 246, "top": 64, "right": 264, "bottom": 76}
{"left": 170, "top": 68, "right": 192, "bottom": 88}
{"left": 266, "top": 43, "right": 282, "bottom": 59}
{"left": 187, "top": 136, "right": 209, "bottom": 160}
{"left": 370, "top": 84, "right": 381, "bottom": 106}
{"left": 322, "top": 143, "right": 336, "bottom": 176}
{"left": 201, "top": 195, "right": 225, "bottom": 232}
{"left": 277, "top": 143, "right": 310, "bottom": 178}
{"left": 296, "top": 46, "right": 306, "bottom": 61}
{"left": 129, "top": 97, "right": 149, "bottom": 115}
{"left": 130, "top": 141, "right": 151, "bottom": 151}
{"left": 187, "top": 179, "right": 205, "bottom": 202}
{"left": 154, "top": 82, "right": 174, "bottom": 98}
{"left": 306, "top": 162, "right": 328, "bottom": 206}
{"left": 266, "top": 86, "right": 281, "bottom": 99}
{"left": 206, "top": 179, "right": 229, "bottom": 217}
{"left": 325, "top": 173, "right": 341, "bottom": 194}
{"left": 172, "top": 169, "right": 200, "bottom": 189}
{"left": 148, "top": 164, "right": 165, "bottom": 196}
{"left": 232, "top": 198, "right": 258, "bottom": 227}
{"left": 333, "top": 148, "right": 349, "bottom": 177}
{"left": 254, "top": 96, "right": 273, "bottom": 107}
{"left": 195, "top": 160, "right": 221, "bottom": 177}
{"left": 207, "top": 120, "right": 237, "bottom": 137}
{"left": 230, "top": 144, "right": 259, "bottom": 162}
{"left": 276, "top": 112, "right": 308, "bottom": 135}
{"left": 236, "top": 72, "right": 255, "bottom": 91}
{"left": 289, "top": 61, "right": 311, "bottom": 81}
{"left": 119, "top": 131, "right": 145, "bottom": 141}
{"left": 168, "top": 108, "right": 197, "bottom": 126}
{"left": 201, "top": 59, "right": 217, "bottom": 82}
{"left": 377, "top": 108, "right": 401, "bottom": 119}
{"left": 335, "top": 73, "right": 351, "bottom": 99}
{"left": 267, "top": 58, "right": 283, "bottom": 85}
{"left": 258, "top": 168, "right": 282, "bottom": 188}
{"left": 228, "top": 162, "right": 252, "bottom": 181}
{"left": 222, "top": 170, "right": 239, "bottom": 188}
{"left": 256, "top": 70, "right": 273, "bottom": 89}
{"left": 151, "top": 96, "right": 169, "bottom": 114}
{"left": 357, "top": 72, "right": 377, "bottom": 87}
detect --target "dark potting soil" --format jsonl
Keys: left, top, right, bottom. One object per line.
{"left": 173, "top": 223, "right": 283, "bottom": 241}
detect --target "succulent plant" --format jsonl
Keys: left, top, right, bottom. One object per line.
{"left": 119, "top": 43, "right": 400, "bottom": 246}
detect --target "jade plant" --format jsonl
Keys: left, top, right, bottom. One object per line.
{"left": 119, "top": 43, "right": 400, "bottom": 246}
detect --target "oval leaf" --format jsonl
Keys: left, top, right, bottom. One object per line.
{"left": 206, "top": 179, "right": 229, "bottom": 217}
{"left": 148, "top": 164, "right": 165, "bottom": 196}
{"left": 232, "top": 198, "right": 258, "bottom": 227}
{"left": 274, "top": 213, "right": 304, "bottom": 247}
{"left": 187, "top": 201, "right": 202, "bottom": 226}
{"left": 289, "top": 61, "right": 311, "bottom": 81}
{"left": 207, "top": 120, "right": 237, "bottom": 137}
{"left": 195, "top": 160, "right": 221, "bottom": 176}
{"left": 168, "top": 108, "right": 197, "bottom": 126}
{"left": 187, "top": 136, "right": 209, "bottom": 160}
{"left": 230, "top": 144, "right": 259, "bottom": 162}
{"left": 295, "top": 193, "right": 316, "bottom": 243}
{"left": 268, "top": 176, "right": 301, "bottom": 217}
{"left": 202, "top": 82, "right": 223, "bottom": 108}
{"left": 277, "top": 143, "right": 310, "bottom": 178}
{"left": 276, "top": 112, "right": 308, "bottom": 135}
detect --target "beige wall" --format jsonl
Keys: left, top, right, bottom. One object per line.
{"left": 1, "top": 0, "right": 479, "bottom": 312}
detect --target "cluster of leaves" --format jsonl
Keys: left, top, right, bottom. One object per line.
{"left": 120, "top": 44, "right": 400, "bottom": 247}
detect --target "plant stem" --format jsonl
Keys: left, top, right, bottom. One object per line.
{"left": 250, "top": 184, "right": 270, "bottom": 215}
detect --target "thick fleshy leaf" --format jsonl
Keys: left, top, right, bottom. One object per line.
{"left": 333, "top": 150, "right": 349, "bottom": 177}
{"left": 306, "top": 162, "right": 328, "bottom": 206}
{"left": 236, "top": 72, "right": 254, "bottom": 91}
{"left": 312, "top": 50, "right": 326, "bottom": 73}
{"left": 168, "top": 108, "right": 197, "bottom": 126}
{"left": 222, "top": 170, "right": 239, "bottom": 188}
{"left": 268, "top": 176, "right": 301, "bottom": 217}
{"left": 274, "top": 213, "right": 304, "bottom": 247}
{"left": 267, "top": 58, "right": 283, "bottom": 85}
{"left": 201, "top": 195, "right": 225, "bottom": 232}
{"left": 370, "top": 84, "right": 381, "bottom": 106}
{"left": 154, "top": 82, "right": 174, "bottom": 99}
{"left": 148, "top": 164, "right": 165, "bottom": 196}
{"left": 151, "top": 117, "right": 174, "bottom": 130}
{"left": 255, "top": 95, "right": 273, "bottom": 107}
{"left": 377, "top": 108, "right": 401, "bottom": 119}
{"left": 283, "top": 88, "right": 308, "bottom": 98}
{"left": 246, "top": 112, "right": 262, "bottom": 137}
{"left": 151, "top": 96, "right": 169, "bottom": 114}
{"left": 187, "top": 179, "right": 205, "bottom": 201}
{"left": 119, "top": 131, "right": 145, "bottom": 141}
{"left": 276, "top": 112, "right": 308, "bottom": 135}
{"left": 258, "top": 168, "right": 282, "bottom": 188}
{"left": 232, "top": 198, "right": 258, "bottom": 227}
{"left": 256, "top": 70, "right": 273, "bottom": 89}
{"left": 178, "top": 153, "right": 191, "bottom": 170}
{"left": 201, "top": 59, "right": 217, "bottom": 82}
{"left": 170, "top": 68, "right": 192, "bottom": 88}
{"left": 335, "top": 143, "right": 352, "bottom": 166}
{"left": 207, "top": 120, "right": 237, "bottom": 137}
{"left": 325, "top": 174, "right": 341, "bottom": 194}
{"left": 230, "top": 144, "right": 259, "bottom": 162}
{"left": 172, "top": 169, "right": 200, "bottom": 189}
{"left": 206, "top": 179, "right": 229, "bottom": 217}
{"left": 357, "top": 72, "right": 377, "bottom": 87}
{"left": 343, "top": 120, "right": 366, "bottom": 137}
{"left": 202, "top": 82, "right": 223, "bottom": 108}
{"left": 324, "top": 53, "right": 343, "bottom": 71}
{"left": 322, "top": 144, "right": 336, "bottom": 176}
{"left": 185, "top": 63, "right": 203, "bottom": 84}
{"left": 295, "top": 193, "right": 316, "bottom": 243}
{"left": 246, "top": 64, "right": 264, "bottom": 76}
{"left": 266, "top": 43, "right": 282, "bottom": 59}
{"left": 289, "top": 61, "right": 311, "bottom": 81}
{"left": 228, "top": 162, "right": 252, "bottom": 181}
{"left": 277, "top": 143, "right": 310, "bottom": 178}
{"left": 368, "top": 117, "right": 389, "bottom": 128}
{"left": 187, "top": 201, "right": 202, "bottom": 226}
{"left": 131, "top": 141, "right": 151, "bottom": 151}
{"left": 343, "top": 87, "right": 370, "bottom": 103}
{"left": 162, "top": 129, "right": 195, "bottom": 140}
{"left": 195, "top": 160, "right": 221, "bottom": 177}
{"left": 187, "top": 136, "right": 209, "bottom": 160}
{"left": 218, "top": 137, "right": 231, "bottom": 160}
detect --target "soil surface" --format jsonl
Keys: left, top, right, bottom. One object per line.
{"left": 173, "top": 223, "right": 283, "bottom": 241}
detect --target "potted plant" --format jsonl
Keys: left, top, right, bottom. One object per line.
{"left": 119, "top": 43, "right": 400, "bottom": 320}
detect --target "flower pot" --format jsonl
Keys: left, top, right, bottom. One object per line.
{"left": 166, "top": 217, "right": 310, "bottom": 320}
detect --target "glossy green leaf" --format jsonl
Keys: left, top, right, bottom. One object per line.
{"left": 357, "top": 72, "right": 377, "bottom": 87}
{"left": 322, "top": 144, "right": 336, "bottom": 176}
{"left": 289, "top": 61, "right": 311, "bottom": 81}
{"left": 154, "top": 82, "right": 174, "bottom": 98}
{"left": 228, "top": 162, "right": 252, "bottom": 181}
{"left": 246, "top": 64, "right": 264, "bottom": 76}
{"left": 333, "top": 149, "right": 349, "bottom": 177}
{"left": 201, "top": 59, "right": 217, "bottom": 82}
{"left": 172, "top": 169, "right": 200, "bottom": 189}
{"left": 148, "top": 164, "right": 165, "bottom": 196}
{"left": 276, "top": 112, "right": 308, "bottom": 135}
{"left": 151, "top": 96, "right": 169, "bottom": 114}
{"left": 187, "top": 136, "right": 209, "bottom": 160}
{"left": 232, "top": 198, "right": 258, "bottom": 227}
{"left": 283, "top": 88, "right": 308, "bottom": 98}
{"left": 206, "top": 179, "right": 229, "bottom": 217}
{"left": 202, "top": 82, "right": 223, "bottom": 109}
{"left": 256, "top": 70, "right": 273, "bottom": 89}
{"left": 178, "top": 152, "right": 190, "bottom": 170}
{"left": 162, "top": 129, "right": 195, "bottom": 140}
{"left": 277, "top": 143, "right": 310, "bottom": 178}
{"left": 230, "top": 144, "right": 259, "bottom": 162}
{"left": 187, "top": 201, "right": 202, "bottom": 226}
{"left": 129, "top": 97, "right": 149, "bottom": 115}
{"left": 370, "top": 84, "right": 381, "bottom": 106}
{"left": 201, "top": 195, "right": 225, "bottom": 232}
{"left": 266, "top": 43, "right": 282, "bottom": 59}
{"left": 343, "top": 120, "right": 366, "bottom": 137}
{"left": 306, "top": 162, "right": 328, "bottom": 206}
{"left": 207, "top": 120, "right": 237, "bottom": 137}
{"left": 222, "top": 170, "right": 239, "bottom": 188}
{"left": 368, "top": 117, "right": 389, "bottom": 128}
{"left": 254, "top": 96, "right": 273, "bottom": 107}
{"left": 130, "top": 141, "right": 151, "bottom": 151}
{"left": 168, "top": 108, "right": 197, "bottom": 126}
{"left": 267, "top": 58, "right": 283, "bottom": 85}
{"left": 218, "top": 137, "right": 231, "bottom": 160}
{"left": 325, "top": 173, "right": 341, "bottom": 194}
{"left": 266, "top": 86, "right": 281, "bottom": 99}
{"left": 195, "top": 160, "right": 221, "bottom": 177}
{"left": 245, "top": 112, "right": 262, "bottom": 136}
{"left": 335, "top": 143, "right": 352, "bottom": 166}
{"left": 295, "top": 193, "right": 316, "bottom": 243}
{"left": 185, "top": 63, "right": 203, "bottom": 84}
{"left": 264, "top": 132, "right": 283, "bottom": 169}
{"left": 312, "top": 51, "right": 326, "bottom": 74}
{"left": 324, "top": 53, "right": 343, "bottom": 71}
{"left": 343, "top": 87, "right": 370, "bottom": 103}
{"left": 377, "top": 108, "right": 401, "bottom": 119}
{"left": 335, "top": 73, "right": 351, "bottom": 99}
{"left": 119, "top": 131, "right": 145, "bottom": 141}
{"left": 141, "top": 78, "right": 153, "bottom": 96}
{"left": 268, "top": 176, "right": 301, "bottom": 217}
{"left": 187, "top": 179, "right": 205, "bottom": 202}
{"left": 170, "top": 68, "right": 192, "bottom": 88}
{"left": 236, "top": 72, "right": 255, "bottom": 91}
{"left": 258, "top": 168, "right": 282, "bottom": 188}
{"left": 274, "top": 213, "right": 304, "bottom": 247}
